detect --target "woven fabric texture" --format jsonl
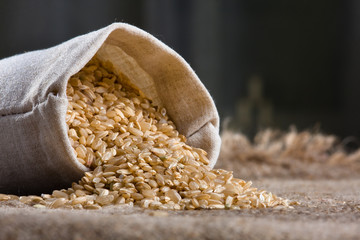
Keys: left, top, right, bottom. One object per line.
{"left": 0, "top": 23, "right": 220, "bottom": 195}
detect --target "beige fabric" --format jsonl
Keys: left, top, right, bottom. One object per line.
{"left": 0, "top": 23, "right": 221, "bottom": 195}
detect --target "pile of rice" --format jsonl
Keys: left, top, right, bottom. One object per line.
{"left": 0, "top": 57, "right": 296, "bottom": 210}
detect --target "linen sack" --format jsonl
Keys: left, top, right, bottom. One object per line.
{"left": 0, "top": 23, "right": 221, "bottom": 195}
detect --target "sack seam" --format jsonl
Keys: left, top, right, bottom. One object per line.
{"left": 0, "top": 93, "right": 67, "bottom": 118}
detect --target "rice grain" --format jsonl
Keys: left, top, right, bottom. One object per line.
{"left": 0, "top": 56, "right": 295, "bottom": 211}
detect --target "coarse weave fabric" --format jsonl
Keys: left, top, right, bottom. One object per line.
{"left": 0, "top": 23, "right": 220, "bottom": 195}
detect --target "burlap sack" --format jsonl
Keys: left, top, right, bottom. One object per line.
{"left": 0, "top": 23, "right": 221, "bottom": 195}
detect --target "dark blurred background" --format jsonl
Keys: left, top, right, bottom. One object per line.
{"left": 1, "top": 0, "right": 360, "bottom": 142}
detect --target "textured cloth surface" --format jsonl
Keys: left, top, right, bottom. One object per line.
{"left": 0, "top": 23, "right": 220, "bottom": 195}
{"left": 1, "top": 179, "right": 359, "bottom": 240}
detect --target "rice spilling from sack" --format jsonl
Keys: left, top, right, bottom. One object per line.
{"left": 2, "top": 57, "right": 296, "bottom": 210}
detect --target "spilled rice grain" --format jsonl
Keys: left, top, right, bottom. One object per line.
{"left": 1, "top": 57, "right": 297, "bottom": 210}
